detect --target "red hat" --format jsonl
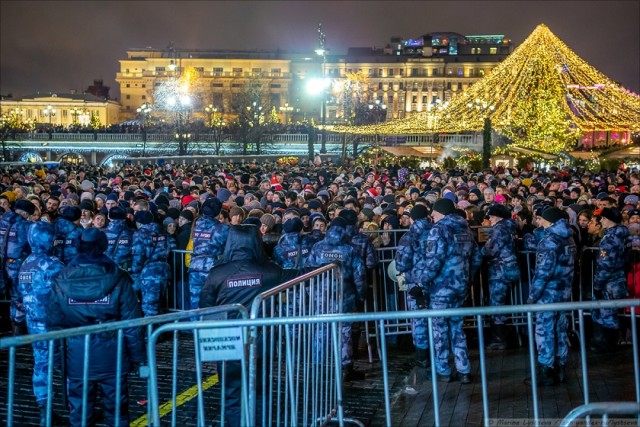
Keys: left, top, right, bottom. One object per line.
{"left": 272, "top": 184, "right": 283, "bottom": 192}
{"left": 367, "top": 188, "right": 378, "bottom": 197}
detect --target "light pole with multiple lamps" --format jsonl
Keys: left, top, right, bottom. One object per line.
{"left": 168, "top": 94, "right": 191, "bottom": 156}
{"left": 467, "top": 98, "right": 495, "bottom": 169}
{"left": 43, "top": 105, "right": 56, "bottom": 125}
{"left": 315, "top": 23, "right": 327, "bottom": 154}
{"left": 137, "top": 102, "right": 152, "bottom": 157}
{"left": 279, "top": 103, "right": 293, "bottom": 124}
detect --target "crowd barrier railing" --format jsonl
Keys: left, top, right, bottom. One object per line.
{"left": 560, "top": 402, "right": 640, "bottom": 426}
{"left": 149, "top": 299, "right": 639, "bottom": 427}
{"left": 0, "top": 304, "right": 247, "bottom": 427}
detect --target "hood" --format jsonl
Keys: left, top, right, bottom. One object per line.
{"left": 222, "top": 224, "right": 266, "bottom": 262}
{"left": 59, "top": 254, "right": 119, "bottom": 301}
{"left": 546, "top": 218, "right": 573, "bottom": 238}
{"left": 280, "top": 232, "right": 301, "bottom": 246}
{"left": 2, "top": 211, "right": 20, "bottom": 225}
{"left": 439, "top": 214, "right": 470, "bottom": 233}
{"left": 106, "top": 219, "right": 127, "bottom": 232}
{"left": 55, "top": 217, "right": 78, "bottom": 234}
{"left": 138, "top": 223, "right": 157, "bottom": 232}
{"left": 497, "top": 218, "right": 517, "bottom": 234}
{"left": 607, "top": 224, "right": 630, "bottom": 240}
{"left": 410, "top": 218, "right": 432, "bottom": 235}
{"left": 28, "top": 222, "right": 55, "bottom": 254}
{"left": 324, "top": 225, "right": 346, "bottom": 244}
{"left": 344, "top": 224, "right": 358, "bottom": 238}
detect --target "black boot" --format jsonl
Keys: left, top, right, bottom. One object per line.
{"left": 555, "top": 364, "right": 567, "bottom": 383}
{"left": 487, "top": 323, "right": 507, "bottom": 350}
{"left": 11, "top": 322, "right": 27, "bottom": 336}
{"left": 604, "top": 327, "right": 619, "bottom": 352}
{"left": 39, "top": 405, "right": 65, "bottom": 426}
{"left": 589, "top": 322, "right": 608, "bottom": 353}
{"left": 415, "top": 348, "right": 430, "bottom": 368}
{"left": 342, "top": 364, "right": 365, "bottom": 382}
{"left": 537, "top": 365, "right": 555, "bottom": 386}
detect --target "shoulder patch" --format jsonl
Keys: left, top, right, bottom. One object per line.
{"left": 226, "top": 275, "right": 263, "bottom": 289}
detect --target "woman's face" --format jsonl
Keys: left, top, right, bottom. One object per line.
{"left": 577, "top": 215, "right": 590, "bottom": 229}
{"left": 93, "top": 214, "right": 106, "bottom": 228}
{"left": 81, "top": 209, "right": 93, "bottom": 221}
{"left": 166, "top": 222, "right": 177, "bottom": 234}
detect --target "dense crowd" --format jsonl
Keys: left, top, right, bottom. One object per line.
{"left": 1, "top": 159, "right": 639, "bottom": 426}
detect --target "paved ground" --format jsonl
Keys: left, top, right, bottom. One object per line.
{"left": 1, "top": 327, "right": 637, "bottom": 426}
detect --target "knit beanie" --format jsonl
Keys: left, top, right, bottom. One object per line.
{"left": 260, "top": 213, "right": 276, "bottom": 231}
{"left": 409, "top": 204, "right": 429, "bottom": 220}
{"left": 596, "top": 207, "right": 622, "bottom": 224}
{"left": 542, "top": 207, "right": 566, "bottom": 224}
{"left": 432, "top": 198, "right": 455, "bottom": 216}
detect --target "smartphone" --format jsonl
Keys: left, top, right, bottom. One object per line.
{"left": 164, "top": 186, "right": 169, "bottom": 192}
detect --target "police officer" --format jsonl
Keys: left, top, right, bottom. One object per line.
{"left": 199, "top": 225, "right": 298, "bottom": 427}
{"left": 483, "top": 204, "right": 520, "bottom": 350}
{"left": 306, "top": 216, "right": 367, "bottom": 381}
{"left": 17, "top": 222, "right": 65, "bottom": 425}
{"left": 273, "top": 217, "right": 313, "bottom": 270}
{"left": 47, "top": 228, "right": 146, "bottom": 426}
{"left": 527, "top": 207, "right": 576, "bottom": 385}
{"left": 131, "top": 210, "right": 171, "bottom": 317}
{"left": 419, "top": 198, "right": 482, "bottom": 384}
{"left": 340, "top": 209, "right": 378, "bottom": 271}
{"left": 0, "top": 199, "right": 35, "bottom": 335}
{"left": 104, "top": 206, "right": 134, "bottom": 271}
{"left": 394, "top": 204, "right": 432, "bottom": 367}
{"left": 188, "top": 197, "right": 229, "bottom": 310}
{"left": 590, "top": 207, "right": 630, "bottom": 353}
{"left": 53, "top": 206, "right": 83, "bottom": 264}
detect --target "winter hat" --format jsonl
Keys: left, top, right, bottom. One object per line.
{"left": 338, "top": 209, "right": 358, "bottom": 226}
{"left": 80, "top": 191, "right": 94, "bottom": 201}
{"left": 443, "top": 191, "right": 457, "bottom": 203}
{"left": 166, "top": 207, "right": 180, "bottom": 220}
{"left": 283, "top": 217, "right": 304, "bottom": 233}
{"left": 260, "top": 213, "right": 276, "bottom": 231}
{"left": 487, "top": 204, "right": 511, "bottom": 219}
{"left": 596, "top": 207, "right": 622, "bottom": 224}
{"left": 179, "top": 210, "right": 194, "bottom": 222}
{"left": 229, "top": 206, "right": 245, "bottom": 220}
{"left": 134, "top": 210, "right": 154, "bottom": 225}
{"left": 433, "top": 198, "right": 456, "bottom": 216}
{"left": 14, "top": 199, "right": 36, "bottom": 216}
{"left": 163, "top": 217, "right": 175, "bottom": 227}
{"left": 60, "top": 206, "right": 81, "bottom": 222}
{"left": 108, "top": 206, "right": 126, "bottom": 220}
{"left": 409, "top": 204, "right": 429, "bottom": 220}
{"left": 328, "top": 216, "right": 347, "bottom": 230}
{"left": 79, "top": 200, "right": 95, "bottom": 212}
{"left": 308, "top": 199, "right": 323, "bottom": 210}
{"left": 309, "top": 212, "right": 326, "bottom": 225}
{"left": 202, "top": 197, "right": 223, "bottom": 217}
{"left": 542, "top": 207, "right": 566, "bottom": 224}
{"left": 360, "top": 208, "right": 375, "bottom": 221}
{"left": 216, "top": 188, "right": 232, "bottom": 203}
{"left": 106, "top": 193, "right": 118, "bottom": 202}
{"left": 366, "top": 188, "right": 378, "bottom": 198}
{"left": 80, "top": 180, "right": 94, "bottom": 191}
{"left": 624, "top": 195, "right": 639, "bottom": 206}
{"left": 77, "top": 228, "right": 107, "bottom": 255}
{"left": 381, "top": 214, "right": 400, "bottom": 229}
{"left": 457, "top": 200, "right": 471, "bottom": 209}
{"left": 494, "top": 194, "right": 507, "bottom": 204}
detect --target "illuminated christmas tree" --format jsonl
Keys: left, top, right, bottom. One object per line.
{"left": 332, "top": 24, "right": 640, "bottom": 154}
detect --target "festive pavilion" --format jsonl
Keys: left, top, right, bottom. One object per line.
{"left": 331, "top": 24, "right": 640, "bottom": 155}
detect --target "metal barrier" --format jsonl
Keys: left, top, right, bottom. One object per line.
{"left": 0, "top": 305, "right": 247, "bottom": 427}
{"left": 560, "top": 402, "right": 640, "bottom": 426}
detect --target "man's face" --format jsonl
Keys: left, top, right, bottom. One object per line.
{"left": 400, "top": 215, "right": 411, "bottom": 227}
{"left": 45, "top": 198, "right": 60, "bottom": 213}
{"left": 0, "top": 198, "right": 10, "bottom": 212}
{"left": 105, "top": 199, "right": 117, "bottom": 210}
{"left": 484, "top": 191, "right": 495, "bottom": 203}
{"left": 313, "top": 220, "right": 326, "bottom": 232}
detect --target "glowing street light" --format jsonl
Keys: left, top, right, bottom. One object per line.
{"left": 279, "top": 103, "right": 293, "bottom": 124}
{"left": 43, "top": 105, "right": 57, "bottom": 124}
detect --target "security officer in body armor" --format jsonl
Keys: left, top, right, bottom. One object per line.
{"left": 527, "top": 207, "right": 576, "bottom": 386}
{"left": 273, "top": 217, "right": 314, "bottom": 270}
{"left": 131, "top": 210, "right": 171, "bottom": 317}
{"left": 0, "top": 199, "right": 35, "bottom": 335}
{"left": 394, "top": 204, "right": 432, "bottom": 368}
{"left": 188, "top": 197, "right": 229, "bottom": 310}
{"left": 199, "top": 225, "right": 297, "bottom": 427}
{"left": 17, "top": 222, "right": 65, "bottom": 425}
{"left": 104, "top": 206, "right": 134, "bottom": 271}
{"left": 53, "top": 206, "right": 83, "bottom": 264}
{"left": 419, "top": 198, "right": 482, "bottom": 384}
{"left": 305, "top": 216, "right": 367, "bottom": 381}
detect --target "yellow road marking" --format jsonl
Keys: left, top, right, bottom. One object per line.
{"left": 131, "top": 374, "right": 219, "bottom": 427}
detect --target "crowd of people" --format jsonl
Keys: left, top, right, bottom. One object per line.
{"left": 1, "top": 158, "right": 639, "bottom": 426}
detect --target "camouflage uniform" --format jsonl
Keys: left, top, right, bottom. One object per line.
{"left": 528, "top": 219, "right": 576, "bottom": 369}
{"left": 17, "top": 222, "right": 64, "bottom": 406}
{"left": 306, "top": 223, "right": 366, "bottom": 367}
{"left": 482, "top": 218, "right": 519, "bottom": 324}
{"left": 304, "top": 229, "right": 325, "bottom": 247}
{"left": 273, "top": 231, "right": 314, "bottom": 270}
{"left": 104, "top": 219, "right": 134, "bottom": 271}
{"left": 188, "top": 216, "right": 230, "bottom": 310}
{"left": 395, "top": 218, "right": 432, "bottom": 350}
{"left": 420, "top": 214, "right": 482, "bottom": 377}
{"left": 132, "top": 223, "right": 171, "bottom": 317}
{"left": 53, "top": 217, "right": 83, "bottom": 264}
{"left": 345, "top": 224, "right": 379, "bottom": 270}
{"left": 592, "top": 225, "right": 630, "bottom": 329}
{"left": 0, "top": 211, "right": 32, "bottom": 324}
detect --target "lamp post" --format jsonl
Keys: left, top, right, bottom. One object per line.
{"left": 168, "top": 94, "right": 191, "bottom": 155}
{"left": 70, "top": 107, "right": 83, "bottom": 126}
{"left": 315, "top": 23, "right": 327, "bottom": 154}
{"left": 204, "top": 104, "right": 218, "bottom": 128}
{"left": 279, "top": 103, "right": 293, "bottom": 125}
{"left": 137, "top": 102, "right": 152, "bottom": 157}
{"left": 467, "top": 98, "right": 495, "bottom": 169}
{"left": 43, "top": 105, "right": 56, "bottom": 125}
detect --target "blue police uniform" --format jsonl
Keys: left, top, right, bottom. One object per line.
{"left": 306, "top": 221, "right": 366, "bottom": 370}
{"left": 304, "top": 229, "right": 325, "bottom": 247}
{"left": 592, "top": 225, "right": 630, "bottom": 330}
{"left": 17, "top": 222, "right": 64, "bottom": 407}
{"left": 132, "top": 223, "right": 171, "bottom": 317}
{"left": 104, "top": 219, "right": 134, "bottom": 271}
{"left": 273, "top": 231, "right": 313, "bottom": 270}
{"left": 345, "top": 224, "right": 379, "bottom": 270}
{"left": 53, "top": 217, "right": 83, "bottom": 264}
{"left": 188, "top": 215, "right": 230, "bottom": 310}
{"left": 528, "top": 218, "right": 576, "bottom": 380}
{"left": 0, "top": 211, "right": 32, "bottom": 325}
{"left": 395, "top": 218, "right": 432, "bottom": 354}
{"left": 420, "top": 214, "right": 482, "bottom": 380}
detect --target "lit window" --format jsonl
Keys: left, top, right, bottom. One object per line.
{"left": 490, "top": 47, "right": 497, "bottom": 54}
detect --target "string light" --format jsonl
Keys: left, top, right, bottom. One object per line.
{"left": 332, "top": 24, "right": 640, "bottom": 154}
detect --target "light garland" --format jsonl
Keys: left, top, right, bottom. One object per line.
{"left": 332, "top": 24, "right": 640, "bottom": 154}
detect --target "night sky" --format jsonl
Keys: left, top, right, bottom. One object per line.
{"left": 1, "top": 1, "right": 638, "bottom": 100}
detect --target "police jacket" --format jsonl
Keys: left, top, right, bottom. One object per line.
{"left": 482, "top": 218, "right": 519, "bottom": 282}
{"left": 104, "top": 220, "right": 134, "bottom": 269}
{"left": 189, "top": 216, "right": 230, "bottom": 273}
{"left": 0, "top": 212, "right": 31, "bottom": 262}
{"left": 304, "top": 230, "right": 325, "bottom": 247}
{"left": 200, "top": 225, "right": 297, "bottom": 309}
{"left": 273, "top": 232, "right": 313, "bottom": 270}
{"left": 594, "top": 224, "right": 630, "bottom": 295}
{"left": 48, "top": 253, "right": 145, "bottom": 379}
{"left": 132, "top": 223, "right": 170, "bottom": 275}
{"left": 420, "top": 214, "right": 482, "bottom": 301}
{"left": 53, "top": 218, "right": 82, "bottom": 263}
{"left": 528, "top": 219, "right": 576, "bottom": 304}
{"left": 18, "top": 226, "right": 64, "bottom": 325}
{"left": 345, "top": 224, "right": 378, "bottom": 269}
{"left": 395, "top": 218, "right": 432, "bottom": 285}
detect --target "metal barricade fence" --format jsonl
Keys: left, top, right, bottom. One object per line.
{"left": 146, "top": 299, "right": 639, "bottom": 427}
{"left": 0, "top": 305, "right": 247, "bottom": 427}
{"left": 560, "top": 402, "right": 640, "bottom": 426}
{"left": 167, "top": 249, "right": 191, "bottom": 311}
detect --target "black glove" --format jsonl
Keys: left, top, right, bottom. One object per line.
{"left": 593, "top": 289, "right": 604, "bottom": 300}
{"left": 408, "top": 286, "right": 428, "bottom": 309}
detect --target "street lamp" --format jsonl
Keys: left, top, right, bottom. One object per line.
{"left": 137, "top": 103, "right": 152, "bottom": 157}
{"left": 204, "top": 104, "right": 218, "bottom": 128}
{"left": 467, "top": 98, "right": 495, "bottom": 169}
{"left": 168, "top": 94, "right": 191, "bottom": 155}
{"left": 43, "top": 105, "right": 56, "bottom": 125}
{"left": 70, "top": 107, "right": 83, "bottom": 126}
{"left": 315, "top": 23, "right": 327, "bottom": 154}
{"left": 279, "top": 103, "right": 293, "bottom": 124}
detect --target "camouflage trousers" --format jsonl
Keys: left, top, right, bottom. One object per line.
{"left": 406, "top": 283, "right": 429, "bottom": 350}
{"left": 535, "top": 310, "right": 568, "bottom": 368}
{"left": 27, "top": 320, "right": 54, "bottom": 405}
{"left": 5, "top": 262, "right": 25, "bottom": 324}
{"left": 137, "top": 262, "right": 170, "bottom": 317}
{"left": 430, "top": 297, "right": 470, "bottom": 376}
{"left": 592, "top": 279, "right": 628, "bottom": 330}
{"left": 489, "top": 280, "right": 510, "bottom": 325}
{"left": 313, "top": 287, "right": 356, "bottom": 366}
{"left": 188, "top": 271, "right": 208, "bottom": 311}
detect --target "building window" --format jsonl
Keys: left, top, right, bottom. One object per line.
{"left": 477, "top": 48, "right": 482, "bottom": 54}
{"left": 412, "top": 68, "right": 418, "bottom": 76}
{"left": 457, "top": 68, "right": 463, "bottom": 76}
{"left": 213, "top": 67, "right": 224, "bottom": 73}
{"left": 126, "top": 95, "right": 130, "bottom": 99}
{"left": 432, "top": 68, "right": 439, "bottom": 77}
{"left": 447, "top": 82, "right": 452, "bottom": 90}
{"left": 378, "top": 68, "right": 383, "bottom": 77}
{"left": 270, "top": 83, "right": 281, "bottom": 88}
{"left": 155, "top": 82, "right": 161, "bottom": 87}
{"left": 126, "top": 84, "right": 130, "bottom": 88}
{"left": 490, "top": 47, "right": 497, "bottom": 54}
{"left": 271, "top": 68, "right": 281, "bottom": 74}
{"left": 412, "top": 95, "right": 417, "bottom": 103}
{"left": 232, "top": 83, "right": 242, "bottom": 88}
{"left": 233, "top": 68, "right": 243, "bottom": 74}
{"left": 141, "top": 95, "right": 146, "bottom": 100}
{"left": 378, "top": 82, "right": 383, "bottom": 90}
{"left": 212, "top": 83, "right": 223, "bottom": 87}
{"left": 141, "top": 84, "right": 146, "bottom": 88}
{"left": 252, "top": 68, "right": 262, "bottom": 74}
{"left": 399, "top": 69, "right": 404, "bottom": 76}
{"left": 422, "top": 96, "right": 428, "bottom": 103}
{"left": 156, "top": 67, "right": 165, "bottom": 72}
{"left": 479, "top": 69, "right": 485, "bottom": 77}
{"left": 388, "top": 68, "right": 394, "bottom": 76}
